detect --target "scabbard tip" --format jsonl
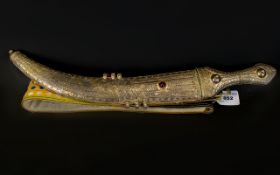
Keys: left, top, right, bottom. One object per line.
{"left": 9, "top": 50, "right": 14, "bottom": 54}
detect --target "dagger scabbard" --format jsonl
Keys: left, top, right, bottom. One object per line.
{"left": 9, "top": 50, "right": 277, "bottom": 114}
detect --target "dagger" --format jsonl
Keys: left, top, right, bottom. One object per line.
{"left": 9, "top": 50, "right": 277, "bottom": 114}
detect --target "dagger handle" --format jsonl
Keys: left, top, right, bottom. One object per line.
{"left": 197, "top": 63, "right": 277, "bottom": 99}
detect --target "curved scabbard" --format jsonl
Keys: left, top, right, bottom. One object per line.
{"left": 9, "top": 50, "right": 276, "bottom": 113}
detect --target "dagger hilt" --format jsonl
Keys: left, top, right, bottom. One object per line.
{"left": 197, "top": 63, "right": 277, "bottom": 99}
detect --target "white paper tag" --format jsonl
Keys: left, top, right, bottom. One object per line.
{"left": 216, "top": 90, "right": 240, "bottom": 106}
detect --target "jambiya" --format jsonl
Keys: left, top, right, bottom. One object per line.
{"left": 9, "top": 50, "right": 277, "bottom": 114}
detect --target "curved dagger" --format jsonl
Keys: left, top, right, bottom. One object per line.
{"left": 9, "top": 50, "right": 276, "bottom": 109}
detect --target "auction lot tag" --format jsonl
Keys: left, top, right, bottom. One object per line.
{"left": 216, "top": 90, "right": 240, "bottom": 106}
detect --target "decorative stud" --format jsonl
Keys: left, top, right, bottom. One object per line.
{"left": 111, "top": 73, "right": 116, "bottom": 80}
{"left": 117, "top": 73, "right": 122, "bottom": 79}
{"left": 257, "top": 68, "right": 266, "bottom": 78}
{"left": 135, "top": 102, "right": 139, "bottom": 108}
{"left": 102, "top": 73, "right": 108, "bottom": 79}
{"left": 211, "top": 74, "right": 221, "bottom": 84}
{"left": 125, "top": 102, "right": 130, "bottom": 108}
{"left": 143, "top": 102, "right": 148, "bottom": 108}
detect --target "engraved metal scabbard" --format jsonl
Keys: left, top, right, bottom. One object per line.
{"left": 9, "top": 50, "right": 277, "bottom": 114}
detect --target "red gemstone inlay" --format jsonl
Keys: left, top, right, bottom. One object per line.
{"left": 159, "top": 81, "right": 166, "bottom": 88}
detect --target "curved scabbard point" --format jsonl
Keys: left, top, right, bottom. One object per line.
{"left": 197, "top": 63, "right": 277, "bottom": 99}
{"left": 9, "top": 50, "right": 98, "bottom": 103}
